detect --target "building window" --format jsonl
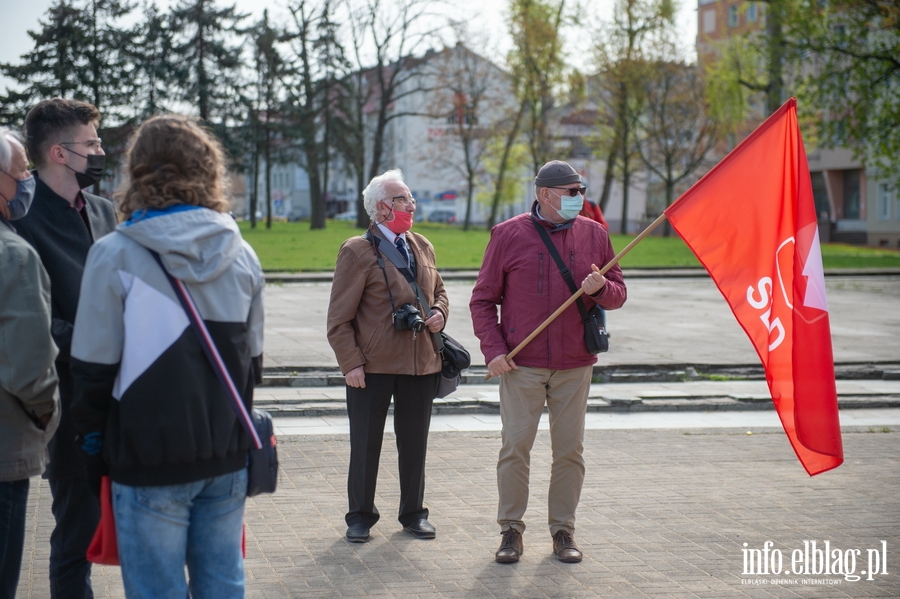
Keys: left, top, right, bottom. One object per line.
{"left": 878, "top": 183, "right": 893, "bottom": 220}
{"left": 747, "top": 3, "right": 758, "bottom": 22}
{"left": 703, "top": 9, "right": 716, "bottom": 33}
{"left": 843, "top": 169, "right": 861, "bottom": 220}
{"left": 728, "top": 5, "right": 739, "bottom": 27}
{"left": 811, "top": 172, "right": 830, "bottom": 219}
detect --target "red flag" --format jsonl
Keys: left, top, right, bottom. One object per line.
{"left": 664, "top": 98, "right": 843, "bottom": 475}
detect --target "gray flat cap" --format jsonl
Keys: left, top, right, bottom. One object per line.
{"left": 534, "top": 160, "right": 580, "bottom": 187}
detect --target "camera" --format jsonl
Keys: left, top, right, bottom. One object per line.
{"left": 393, "top": 303, "right": 426, "bottom": 333}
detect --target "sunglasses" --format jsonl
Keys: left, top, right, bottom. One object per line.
{"left": 551, "top": 186, "right": 587, "bottom": 197}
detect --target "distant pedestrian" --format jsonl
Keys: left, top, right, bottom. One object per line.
{"left": 470, "top": 160, "right": 627, "bottom": 564}
{"left": 69, "top": 115, "right": 265, "bottom": 599}
{"left": 579, "top": 198, "right": 609, "bottom": 229}
{"left": 15, "top": 98, "right": 116, "bottom": 598}
{"left": 0, "top": 127, "right": 60, "bottom": 599}
{"left": 327, "top": 169, "right": 448, "bottom": 543}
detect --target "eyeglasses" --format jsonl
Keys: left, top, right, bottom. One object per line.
{"left": 61, "top": 138, "right": 103, "bottom": 151}
{"left": 551, "top": 186, "right": 587, "bottom": 197}
{"left": 391, "top": 195, "right": 417, "bottom": 207}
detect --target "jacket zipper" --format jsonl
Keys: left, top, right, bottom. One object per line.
{"left": 538, "top": 251, "right": 543, "bottom": 295}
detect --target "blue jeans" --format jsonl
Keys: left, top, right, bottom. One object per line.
{"left": 0, "top": 479, "right": 29, "bottom": 599}
{"left": 112, "top": 469, "right": 247, "bottom": 599}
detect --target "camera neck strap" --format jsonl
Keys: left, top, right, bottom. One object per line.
{"left": 530, "top": 216, "right": 592, "bottom": 323}
{"left": 364, "top": 229, "right": 444, "bottom": 352}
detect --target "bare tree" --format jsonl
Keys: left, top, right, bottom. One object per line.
{"left": 339, "top": 0, "right": 444, "bottom": 228}
{"left": 593, "top": 0, "right": 674, "bottom": 233}
{"left": 424, "top": 41, "right": 511, "bottom": 229}
{"left": 637, "top": 59, "right": 718, "bottom": 236}
{"left": 508, "top": 0, "right": 566, "bottom": 176}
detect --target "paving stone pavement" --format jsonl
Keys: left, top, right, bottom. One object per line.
{"left": 17, "top": 426, "right": 900, "bottom": 598}
{"left": 15, "top": 274, "right": 900, "bottom": 597}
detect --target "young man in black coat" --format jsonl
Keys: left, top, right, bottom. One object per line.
{"left": 15, "top": 98, "right": 116, "bottom": 599}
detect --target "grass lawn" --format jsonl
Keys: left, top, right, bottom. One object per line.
{"left": 239, "top": 220, "right": 900, "bottom": 272}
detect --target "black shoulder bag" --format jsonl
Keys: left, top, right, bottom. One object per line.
{"left": 364, "top": 231, "right": 471, "bottom": 397}
{"left": 149, "top": 250, "right": 278, "bottom": 497}
{"left": 531, "top": 218, "right": 609, "bottom": 354}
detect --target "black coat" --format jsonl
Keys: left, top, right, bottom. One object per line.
{"left": 15, "top": 174, "right": 116, "bottom": 479}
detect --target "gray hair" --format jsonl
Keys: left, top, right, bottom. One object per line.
{"left": 0, "top": 127, "right": 21, "bottom": 172}
{"left": 362, "top": 169, "right": 405, "bottom": 220}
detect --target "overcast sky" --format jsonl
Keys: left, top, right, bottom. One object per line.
{"left": 3, "top": 0, "right": 698, "bottom": 96}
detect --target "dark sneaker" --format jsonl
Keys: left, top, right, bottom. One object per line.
{"left": 495, "top": 528, "right": 523, "bottom": 563}
{"left": 552, "top": 530, "right": 582, "bottom": 563}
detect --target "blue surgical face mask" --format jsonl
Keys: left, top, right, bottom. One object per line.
{"left": 552, "top": 189, "right": 584, "bottom": 221}
{"left": 0, "top": 173, "right": 35, "bottom": 220}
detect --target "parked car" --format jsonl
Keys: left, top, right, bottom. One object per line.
{"left": 428, "top": 210, "right": 457, "bottom": 224}
{"left": 334, "top": 210, "right": 357, "bottom": 221}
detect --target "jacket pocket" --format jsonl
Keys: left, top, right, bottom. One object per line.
{"left": 363, "top": 323, "right": 385, "bottom": 356}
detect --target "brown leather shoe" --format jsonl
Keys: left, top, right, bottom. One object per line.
{"left": 495, "top": 528, "right": 523, "bottom": 563}
{"left": 552, "top": 530, "right": 582, "bottom": 563}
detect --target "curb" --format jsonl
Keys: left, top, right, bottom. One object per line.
{"left": 259, "top": 361, "right": 900, "bottom": 388}
{"left": 263, "top": 267, "right": 900, "bottom": 284}
{"left": 254, "top": 393, "right": 900, "bottom": 418}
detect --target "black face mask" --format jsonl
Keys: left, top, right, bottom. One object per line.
{"left": 63, "top": 147, "right": 106, "bottom": 189}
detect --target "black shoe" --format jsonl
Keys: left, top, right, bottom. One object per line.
{"left": 402, "top": 518, "right": 436, "bottom": 539}
{"left": 346, "top": 523, "right": 370, "bottom": 543}
{"left": 495, "top": 528, "right": 523, "bottom": 563}
{"left": 552, "top": 530, "right": 582, "bottom": 563}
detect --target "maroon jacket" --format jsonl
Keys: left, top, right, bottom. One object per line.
{"left": 470, "top": 206, "right": 626, "bottom": 370}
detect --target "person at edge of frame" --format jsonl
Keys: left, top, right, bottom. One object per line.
{"left": 14, "top": 98, "right": 115, "bottom": 599}
{"left": 0, "top": 126, "right": 61, "bottom": 599}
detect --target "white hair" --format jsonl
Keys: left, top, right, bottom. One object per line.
{"left": 0, "top": 127, "right": 20, "bottom": 173}
{"left": 362, "top": 169, "right": 405, "bottom": 220}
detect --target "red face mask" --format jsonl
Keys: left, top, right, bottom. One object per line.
{"left": 383, "top": 204, "right": 413, "bottom": 235}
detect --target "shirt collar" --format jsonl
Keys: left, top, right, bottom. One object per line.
{"left": 376, "top": 221, "right": 406, "bottom": 244}
{"left": 531, "top": 201, "right": 575, "bottom": 232}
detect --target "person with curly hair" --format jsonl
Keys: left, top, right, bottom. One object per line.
{"left": 69, "top": 114, "right": 265, "bottom": 599}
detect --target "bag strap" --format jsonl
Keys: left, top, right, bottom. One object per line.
{"left": 530, "top": 217, "right": 593, "bottom": 322}
{"left": 148, "top": 250, "right": 262, "bottom": 450}
{"left": 364, "top": 230, "right": 445, "bottom": 353}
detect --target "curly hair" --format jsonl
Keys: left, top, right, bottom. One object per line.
{"left": 116, "top": 115, "right": 230, "bottom": 219}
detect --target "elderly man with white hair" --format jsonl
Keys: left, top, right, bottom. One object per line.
{"left": 327, "top": 169, "right": 448, "bottom": 543}
{"left": 0, "top": 127, "right": 60, "bottom": 598}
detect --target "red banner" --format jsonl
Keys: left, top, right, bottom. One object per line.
{"left": 665, "top": 98, "right": 843, "bottom": 475}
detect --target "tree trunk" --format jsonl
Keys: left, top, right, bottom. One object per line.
{"left": 766, "top": 0, "right": 785, "bottom": 115}
{"left": 489, "top": 104, "right": 526, "bottom": 229}
{"left": 265, "top": 128, "right": 272, "bottom": 229}
{"left": 597, "top": 137, "right": 618, "bottom": 213}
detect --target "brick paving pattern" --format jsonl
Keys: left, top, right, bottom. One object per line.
{"left": 18, "top": 428, "right": 900, "bottom": 598}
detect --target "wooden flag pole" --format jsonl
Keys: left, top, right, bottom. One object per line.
{"left": 484, "top": 213, "right": 670, "bottom": 381}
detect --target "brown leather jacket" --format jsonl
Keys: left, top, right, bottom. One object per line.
{"left": 327, "top": 228, "right": 449, "bottom": 376}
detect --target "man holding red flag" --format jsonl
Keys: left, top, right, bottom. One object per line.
{"left": 471, "top": 160, "right": 627, "bottom": 564}
{"left": 664, "top": 98, "right": 843, "bottom": 476}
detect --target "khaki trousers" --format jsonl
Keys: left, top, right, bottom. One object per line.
{"left": 497, "top": 365, "right": 592, "bottom": 536}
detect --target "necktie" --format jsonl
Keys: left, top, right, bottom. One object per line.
{"left": 395, "top": 236, "right": 410, "bottom": 265}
